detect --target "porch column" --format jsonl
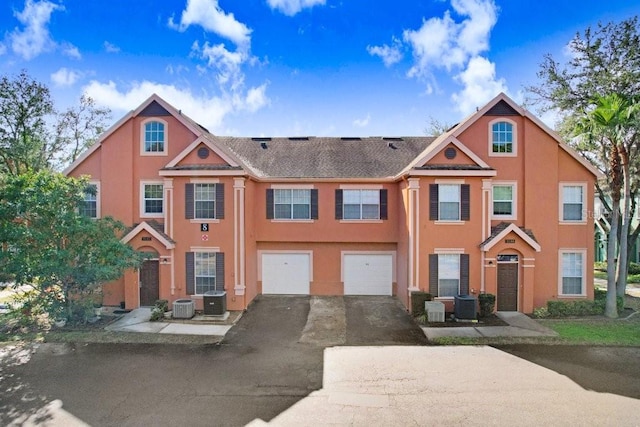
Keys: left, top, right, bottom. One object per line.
{"left": 233, "top": 178, "right": 246, "bottom": 296}
{"left": 522, "top": 258, "right": 535, "bottom": 313}
{"left": 481, "top": 179, "right": 492, "bottom": 292}
{"left": 407, "top": 178, "right": 420, "bottom": 292}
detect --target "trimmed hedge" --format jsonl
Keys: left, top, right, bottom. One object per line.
{"left": 411, "top": 291, "right": 432, "bottom": 314}
{"left": 547, "top": 290, "right": 624, "bottom": 317}
{"left": 478, "top": 293, "right": 496, "bottom": 318}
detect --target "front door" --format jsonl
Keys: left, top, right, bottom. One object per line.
{"left": 140, "top": 260, "right": 159, "bottom": 306}
{"left": 497, "top": 262, "right": 518, "bottom": 311}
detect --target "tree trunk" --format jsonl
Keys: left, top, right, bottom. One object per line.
{"left": 606, "top": 201, "right": 620, "bottom": 318}
{"left": 616, "top": 147, "right": 631, "bottom": 297}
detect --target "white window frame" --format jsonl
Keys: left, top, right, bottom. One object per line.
{"left": 491, "top": 182, "right": 517, "bottom": 220}
{"left": 194, "top": 252, "right": 217, "bottom": 295}
{"left": 488, "top": 118, "right": 517, "bottom": 157}
{"left": 438, "top": 253, "right": 461, "bottom": 298}
{"left": 140, "top": 181, "right": 164, "bottom": 218}
{"left": 273, "top": 188, "right": 311, "bottom": 220}
{"left": 81, "top": 181, "right": 100, "bottom": 219}
{"left": 343, "top": 189, "right": 381, "bottom": 220}
{"left": 438, "top": 184, "right": 461, "bottom": 221}
{"left": 559, "top": 182, "right": 587, "bottom": 223}
{"left": 558, "top": 249, "right": 587, "bottom": 297}
{"left": 140, "top": 118, "right": 168, "bottom": 156}
{"left": 194, "top": 183, "right": 216, "bottom": 220}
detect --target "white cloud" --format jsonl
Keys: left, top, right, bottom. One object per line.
{"left": 83, "top": 80, "right": 270, "bottom": 132}
{"left": 168, "top": 0, "right": 251, "bottom": 47}
{"left": 352, "top": 113, "right": 371, "bottom": 128}
{"left": 367, "top": 37, "right": 403, "bottom": 67}
{"left": 193, "top": 41, "right": 248, "bottom": 89}
{"left": 61, "top": 42, "right": 81, "bottom": 59}
{"left": 266, "top": 0, "right": 326, "bottom": 16}
{"left": 51, "top": 67, "right": 80, "bottom": 87}
{"left": 9, "top": 0, "right": 63, "bottom": 60}
{"left": 451, "top": 56, "right": 507, "bottom": 114}
{"left": 104, "top": 41, "right": 120, "bottom": 53}
{"left": 0, "top": 43, "right": 6, "bottom": 55}
{"left": 403, "top": 0, "right": 497, "bottom": 76}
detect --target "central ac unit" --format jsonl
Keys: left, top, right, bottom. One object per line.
{"left": 172, "top": 299, "right": 195, "bottom": 319}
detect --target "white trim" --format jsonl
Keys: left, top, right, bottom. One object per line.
{"left": 434, "top": 220, "right": 465, "bottom": 225}
{"left": 408, "top": 170, "right": 497, "bottom": 177}
{"left": 491, "top": 181, "right": 517, "bottom": 220}
{"left": 159, "top": 169, "right": 247, "bottom": 177}
{"left": 189, "top": 177, "right": 220, "bottom": 184}
{"left": 139, "top": 180, "right": 164, "bottom": 218}
{"left": 339, "top": 220, "right": 383, "bottom": 224}
{"left": 558, "top": 249, "right": 587, "bottom": 297}
{"left": 435, "top": 179, "right": 465, "bottom": 184}
{"left": 559, "top": 182, "right": 588, "bottom": 224}
{"left": 165, "top": 136, "right": 240, "bottom": 168}
{"left": 189, "top": 219, "right": 220, "bottom": 224}
{"left": 488, "top": 117, "right": 517, "bottom": 157}
{"left": 406, "top": 136, "right": 492, "bottom": 173}
{"left": 121, "top": 222, "right": 175, "bottom": 250}
{"left": 339, "top": 184, "right": 383, "bottom": 190}
{"left": 234, "top": 178, "right": 246, "bottom": 296}
{"left": 480, "top": 223, "right": 541, "bottom": 252}
{"left": 140, "top": 118, "right": 168, "bottom": 156}
{"left": 434, "top": 248, "right": 465, "bottom": 254}
{"left": 271, "top": 183, "right": 314, "bottom": 189}
{"left": 189, "top": 246, "right": 221, "bottom": 252}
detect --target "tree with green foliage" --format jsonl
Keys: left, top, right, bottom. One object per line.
{"left": 528, "top": 17, "right": 640, "bottom": 315}
{"left": 0, "top": 70, "right": 111, "bottom": 175}
{"left": 0, "top": 171, "right": 143, "bottom": 323}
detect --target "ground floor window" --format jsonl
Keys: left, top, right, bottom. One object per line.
{"left": 438, "top": 254, "right": 460, "bottom": 297}
{"left": 560, "top": 250, "right": 585, "bottom": 295}
{"left": 195, "top": 252, "right": 216, "bottom": 294}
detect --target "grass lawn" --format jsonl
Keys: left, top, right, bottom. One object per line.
{"left": 540, "top": 317, "right": 640, "bottom": 346}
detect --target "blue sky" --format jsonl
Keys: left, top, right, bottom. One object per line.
{"left": 1, "top": 0, "right": 639, "bottom": 137}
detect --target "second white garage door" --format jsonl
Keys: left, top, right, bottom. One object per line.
{"left": 343, "top": 254, "right": 393, "bottom": 295}
{"left": 262, "top": 253, "right": 310, "bottom": 294}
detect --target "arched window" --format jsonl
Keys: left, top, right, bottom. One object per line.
{"left": 141, "top": 119, "right": 167, "bottom": 155}
{"left": 489, "top": 119, "right": 517, "bottom": 156}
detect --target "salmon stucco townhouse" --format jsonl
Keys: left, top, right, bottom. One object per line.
{"left": 64, "top": 92, "right": 600, "bottom": 314}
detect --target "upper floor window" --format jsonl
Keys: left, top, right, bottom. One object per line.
{"left": 489, "top": 119, "right": 517, "bottom": 156}
{"left": 492, "top": 183, "right": 516, "bottom": 219}
{"left": 141, "top": 119, "right": 167, "bottom": 155}
{"left": 79, "top": 183, "right": 98, "bottom": 218}
{"left": 560, "top": 183, "right": 585, "bottom": 222}
{"left": 559, "top": 250, "right": 585, "bottom": 296}
{"left": 185, "top": 183, "right": 225, "bottom": 220}
{"left": 141, "top": 183, "right": 163, "bottom": 217}
{"left": 429, "top": 183, "right": 470, "bottom": 222}
{"left": 335, "top": 188, "right": 388, "bottom": 221}
{"left": 266, "top": 188, "right": 318, "bottom": 220}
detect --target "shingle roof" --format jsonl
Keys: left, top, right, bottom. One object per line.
{"left": 479, "top": 222, "right": 538, "bottom": 247}
{"left": 214, "top": 136, "right": 436, "bottom": 179}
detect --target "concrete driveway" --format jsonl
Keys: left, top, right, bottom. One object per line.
{"left": 0, "top": 295, "right": 425, "bottom": 426}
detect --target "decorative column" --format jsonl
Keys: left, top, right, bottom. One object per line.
{"left": 234, "top": 178, "right": 246, "bottom": 296}
{"left": 408, "top": 178, "right": 420, "bottom": 292}
{"left": 481, "top": 179, "right": 492, "bottom": 292}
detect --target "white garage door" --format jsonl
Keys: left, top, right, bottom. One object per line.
{"left": 344, "top": 254, "right": 393, "bottom": 295}
{"left": 262, "top": 253, "right": 310, "bottom": 294}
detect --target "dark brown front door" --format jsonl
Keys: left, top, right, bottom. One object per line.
{"left": 140, "top": 260, "right": 159, "bottom": 306}
{"left": 497, "top": 263, "right": 518, "bottom": 311}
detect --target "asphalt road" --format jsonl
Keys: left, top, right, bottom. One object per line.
{"left": 0, "top": 296, "right": 425, "bottom": 427}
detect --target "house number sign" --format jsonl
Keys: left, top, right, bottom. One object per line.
{"left": 201, "top": 223, "right": 209, "bottom": 232}
{"left": 505, "top": 239, "right": 516, "bottom": 244}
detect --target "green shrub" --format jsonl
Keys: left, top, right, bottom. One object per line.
{"left": 594, "top": 261, "right": 607, "bottom": 272}
{"left": 149, "top": 307, "right": 165, "bottom": 321}
{"left": 410, "top": 291, "right": 432, "bottom": 314}
{"left": 155, "top": 299, "right": 169, "bottom": 312}
{"left": 628, "top": 274, "right": 640, "bottom": 284}
{"left": 478, "top": 293, "right": 496, "bottom": 317}
{"left": 532, "top": 306, "right": 549, "bottom": 318}
{"left": 628, "top": 262, "right": 640, "bottom": 275}
{"left": 547, "top": 295, "right": 624, "bottom": 318}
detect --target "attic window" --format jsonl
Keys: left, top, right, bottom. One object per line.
{"left": 197, "top": 147, "right": 210, "bottom": 159}
{"left": 444, "top": 147, "right": 457, "bottom": 159}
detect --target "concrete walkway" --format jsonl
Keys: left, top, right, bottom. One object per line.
{"left": 422, "top": 311, "right": 557, "bottom": 340}
{"left": 104, "top": 307, "right": 233, "bottom": 336}
{"left": 248, "top": 346, "right": 640, "bottom": 426}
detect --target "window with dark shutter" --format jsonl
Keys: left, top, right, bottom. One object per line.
{"left": 380, "top": 189, "right": 388, "bottom": 220}
{"left": 266, "top": 189, "right": 274, "bottom": 219}
{"left": 186, "top": 252, "right": 195, "bottom": 294}
{"left": 311, "top": 189, "right": 319, "bottom": 220}
{"left": 185, "top": 184, "right": 194, "bottom": 219}
{"left": 215, "top": 183, "right": 224, "bottom": 219}
{"left": 461, "top": 184, "right": 470, "bottom": 221}
{"left": 335, "top": 189, "right": 343, "bottom": 220}
{"left": 215, "top": 252, "right": 225, "bottom": 291}
{"left": 429, "top": 254, "right": 438, "bottom": 296}
{"left": 429, "top": 184, "right": 439, "bottom": 220}
{"left": 459, "top": 254, "right": 470, "bottom": 295}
